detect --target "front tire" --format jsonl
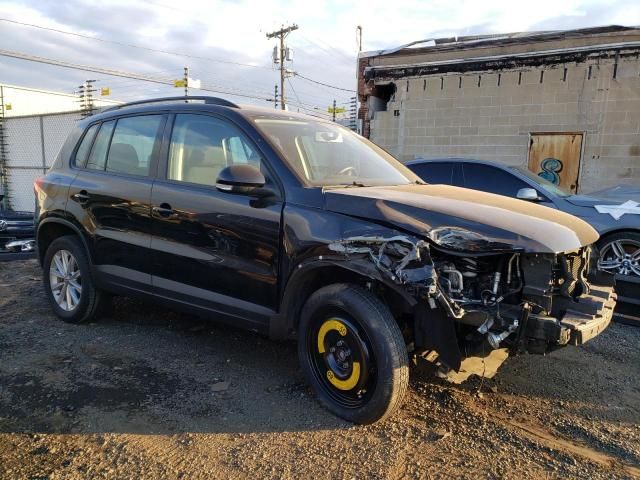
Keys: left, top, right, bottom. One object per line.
{"left": 597, "top": 231, "right": 640, "bottom": 277}
{"left": 43, "top": 235, "right": 108, "bottom": 323}
{"left": 298, "top": 283, "right": 409, "bottom": 424}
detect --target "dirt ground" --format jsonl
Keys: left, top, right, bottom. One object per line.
{"left": 0, "top": 260, "right": 638, "bottom": 479}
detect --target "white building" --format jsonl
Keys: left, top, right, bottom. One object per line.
{"left": 0, "top": 84, "right": 121, "bottom": 211}
{"left": 1, "top": 84, "right": 119, "bottom": 117}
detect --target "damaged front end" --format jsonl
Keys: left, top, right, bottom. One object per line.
{"left": 329, "top": 235, "right": 617, "bottom": 374}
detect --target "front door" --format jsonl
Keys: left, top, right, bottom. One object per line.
{"left": 528, "top": 133, "right": 583, "bottom": 193}
{"left": 150, "top": 113, "right": 283, "bottom": 330}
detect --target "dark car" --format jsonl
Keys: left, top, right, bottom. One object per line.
{"left": 35, "top": 97, "right": 615, "bottom": 424}
{"left": 406, "top": 158, "right": 640, "bottom": 278}
{"left": 0, "top": 194, "right": 35, "bottom": 252}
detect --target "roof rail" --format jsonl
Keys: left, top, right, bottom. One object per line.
{"left": 102, "top": 96, "right": 239, "bottom": 112}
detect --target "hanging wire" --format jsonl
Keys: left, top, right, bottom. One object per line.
{"left": 0, "top": 18, "right": 273, "bottom": 70}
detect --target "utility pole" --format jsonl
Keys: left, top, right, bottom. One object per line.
{"left": 274, "top": 84, "right": 278, "bottom": 109}
{"left": 348, "top": 96, "right": 357, "bottom": 131}
{"left": 0, "top": 85, "right": 9, "bottom": 210}
{"left": 184, "top": 67, "right": 189, "bottom": 102}
{"left": 332, "top": 99, "right": 336, "bottom": 122}
{"left": 266, "top": 24, "right": 298, "bottom": 110}
{"left": 78, "top": 79, "right": 96, "bottom": 118}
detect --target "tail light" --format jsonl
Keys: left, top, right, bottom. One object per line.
{"left": 34, "top": 176, "right": 45, "bottom": 193}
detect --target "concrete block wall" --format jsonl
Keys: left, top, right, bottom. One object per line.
{"left": 369, "top": 55, "right": 640, "bottom": 193}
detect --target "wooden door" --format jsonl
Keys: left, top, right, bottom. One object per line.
{"left": 528, "top": 133, "right": 583, "bottom": 193}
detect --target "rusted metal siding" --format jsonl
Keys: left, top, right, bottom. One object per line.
{"left": 528, "top": 133, "right": 583, "bottom": 193}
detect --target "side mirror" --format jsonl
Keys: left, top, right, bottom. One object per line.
{"left": 516, "top": 187, "right": 541, "bottom": 202}
{"left": 216, "top": 165, "right": 266, "bottom": 195}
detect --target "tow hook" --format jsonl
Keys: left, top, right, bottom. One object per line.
{"left": 477, "top": 306, "right": 527, "bottom": 350}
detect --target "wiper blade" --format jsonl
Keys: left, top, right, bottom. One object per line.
{"left": 324, "top": 182, "right": 370, "bottom": 189}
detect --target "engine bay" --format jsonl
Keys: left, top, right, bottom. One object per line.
{"left": 329, "top": 234, "right": 615, "bottom": 371}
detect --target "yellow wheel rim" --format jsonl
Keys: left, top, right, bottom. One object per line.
{"left": 326, "top": 363, "right": 361, "bottom": 391}
{"left": 317, "top": 318, "right": 361, "bottom": 391}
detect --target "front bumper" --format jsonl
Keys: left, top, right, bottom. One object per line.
{"left": 4, "top": 239, "right": 36, "bottom": 252}
{"left": 526, "top": 284, "right": 617, "bottom": 351}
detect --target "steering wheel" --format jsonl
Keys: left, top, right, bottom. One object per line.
{"left": 337, "top": 166, "right": 357, "bottom": 176}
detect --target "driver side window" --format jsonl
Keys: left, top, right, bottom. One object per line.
{"left": 168, "top": 114, "right": 262, "bottom": 187}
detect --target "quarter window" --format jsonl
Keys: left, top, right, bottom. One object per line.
{"left": 75, "top": 124, "right": 99, "bottom": 167}
{"left": 105, "top": 116, "right": 163, "bottom": 176}
{"left": 86, "top": 120, "right": 115, "bottom": 171}
{"left": 168, "top": 114, "right": 262, "bottom": 187}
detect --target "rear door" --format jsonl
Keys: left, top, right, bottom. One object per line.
{"left": 461, "top": 163, "right": 542, "bottom": 197}
{"left": 409, "top": 162, "right": 453, "bottom": 185}
{"left": 150, "top": 113, "right": 283, "bottom": 329}
{"left": 67, "top": 114, "right": 166, "bottom": 292}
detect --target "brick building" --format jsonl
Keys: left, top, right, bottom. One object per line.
{"left": 357, "top": 26, "right": 640, "bottom": 193}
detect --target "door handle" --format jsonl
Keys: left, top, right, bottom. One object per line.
{"left": 153, "top": 203, "right": 176, "bottom": 218}
{"left": 71, "top": 190, "right": 90, "bottom": 203}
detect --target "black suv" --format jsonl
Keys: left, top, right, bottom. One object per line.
{"left": 35, "top": 96, "right": 616, "bottom": 424}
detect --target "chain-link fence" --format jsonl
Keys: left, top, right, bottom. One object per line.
{"left": 0, "top": 111, "right": 80, "bottom": 212}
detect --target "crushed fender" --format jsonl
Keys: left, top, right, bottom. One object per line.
{"left": 329, "top": 235, "right": 435, "bottom": 285}
{"left": 328, "top": 235, "right": 476, "bottom": 371}
{"left": 328, "top": 235, "right": 463, "bottom": 319}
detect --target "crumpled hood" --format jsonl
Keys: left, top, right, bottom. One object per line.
{"left": 324, "top": 184, "right": 599, "bottom": 253}
{"left": 566, "top": 184, "right": 640, "bottom": 207}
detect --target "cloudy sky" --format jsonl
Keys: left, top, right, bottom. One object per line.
{"left": 1, "top": 0, "right": 638, "bottom": 117}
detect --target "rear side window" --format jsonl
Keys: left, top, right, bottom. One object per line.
{"left": 106, "top": 116, "right": 163, "bottom": 176}
{"left": 410, "top": 162, "right": 454, "bottom": 184}
{"left": 462, "top": 164, "right": 530, "bottom": 197}
{"left": 86, "top": 120, "right": 115, "bottom": 171}
{"left": 74, "top": 124, "right": 99, "bottom": 167}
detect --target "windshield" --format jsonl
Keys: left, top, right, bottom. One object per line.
{"left": 511, "top": 166, "right": 572, "bottom": 198}
{"left": 251, "top": 116, "right": 420, "bottom": 186}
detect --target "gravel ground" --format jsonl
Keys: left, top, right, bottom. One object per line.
{"left": 0, "top": 259, "right": 639, "bottom": 479}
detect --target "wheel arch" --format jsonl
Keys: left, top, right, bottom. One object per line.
{"left": 37, "top": 218, "right": 91, "bottom": 267}
{"left": 271, "top": 258, "right": 417, "bottom": 341}
{"left": 595, "top": 228, "right": 640, "bottom": 247}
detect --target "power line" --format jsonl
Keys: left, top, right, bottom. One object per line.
{"left": 286, "top": 105, "right": 333, "bottom": 121}
{"left": 286, "top": 80, "right": 333, "bottom": 119}
{"left": 189, "top": 66, "right": 276, "bottom": 97}
{"left": 286, "top": 79, "right": 338, "bottom": 117}
{"left": 0, "top": 17, "right": 354, "bottom": 106}
{"left": 298, "top": 33, "right": 355, "bottom": 62}
{"left": 0, "top": 48, "right": 274, "bottom": 102}
{"left": 0, "top": 17, "right": 273, "bottom": 70}
{"left": 286, "top": 78, "right": 303, "bottom": 111}
{"left": 290, "top": 88, "right": 350, "bottom": 105}
{"left": 294, "top": 72, "right": 356, "bottom": 93}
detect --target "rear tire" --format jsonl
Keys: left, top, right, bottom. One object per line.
{"left": 43, "top": 235, "right": 109, "bottom": 323}
{"left": 298, "top": 283, "right": 409, "bottom": 424}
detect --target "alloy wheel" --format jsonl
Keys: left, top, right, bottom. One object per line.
{"left": 49, "top": 249, "right": 82, "bottom": 311}
{"left": 598, "top": 239, "right": 640, "bottom": 277}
